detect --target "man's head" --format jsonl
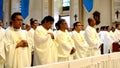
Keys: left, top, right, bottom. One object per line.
{"left": 41, "top": 16, "right": 54, "bottom": 30}
{"left": 116, "top": 24, "right": 120, "bottom": 30}
{"left": 88, "top": 18, "right": 96, "bottom": 27}
{"left": 30, "top": 18, "right": 39, "bottom": 30}
{"left": 106, "top": 26, "right": 111, "bottom": 32}
{"left": 111, "top": 26, "right": 115, "bottom": 32}
{"left": 96, "top": 28, "right": 100, "bottom": 33}
{"left": 55, "top": 22, "right": 59, "bottom": 30}
{"left": 11, "top": 12, "right": 23, "bottom": 29}
{"left": 73, "top": 22, "right": 82, "bottom": 32}
{"left": 25, "top": 23, "right": 31, "bottom": 31}
{"left": 57, "top": 19, "right": 68, "bottom": 30}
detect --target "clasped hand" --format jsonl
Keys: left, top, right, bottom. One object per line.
{"left": 16, "top": 40, "right": 28, "bottom": 48}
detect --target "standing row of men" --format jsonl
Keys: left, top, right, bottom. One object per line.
{"left": 98, "top": 24, "right": 120, "bottom": 54}
{"left": 0, "top": 12, "right": 120, "bottom": 68}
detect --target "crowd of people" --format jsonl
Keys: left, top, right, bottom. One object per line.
{"left": 0, "top": 12, "right": 120, "bottom": 68}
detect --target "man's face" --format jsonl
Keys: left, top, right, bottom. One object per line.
{"left": 45, "top": 21, "right": 53, "bottom": 30}
{"left": 91, "top": 19, "right": 96, "bottom": 27}
{"left": 33, "top": 21, "right": 39, "bottom": 29}
{"left": 25, "top": 24, "right": 31, "bottom": 31}
{"left": 75, "top": 23, "right": 82, "bottom": 31}
{"left": 61, "top": 21, "right": 68, "bottom": 30}
{"left": 12, "top": 15, "right": 23, "bottom": 29}
{"left": 108, "top": 26, "right": 111, "bottom": 32}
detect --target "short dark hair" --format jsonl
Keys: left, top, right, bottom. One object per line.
{"left": 100, "top": 26, "right": 104, "bottom": 30}
{"left": 116, "top": 24, "right": 120, "bottom": 28}
{"left": 88, "top": 18, "right": 92, "bottom": 24}
{"left": 55, "top": 22, "right": 58, "bottom": 27}
{"left": 106, "top": 26, "right": 109, "bottom": 30}
{"left": 55, "top": 22, "right": 59, "bottom": 30}
{"left": 57, "top": 19, "right": 66, "bottom": 30}
{"left": 96, "top": 28, "right": 99, "bottom": 31}
{"left": 11, "top": 12, "right": 22, "bottom": 20}
{"left": 30, "top": 18, "right": 38, "bottom": 26}
{"left": 73, "top": 22, "right": 80, "bottom": 30}
{"left": 41, "top": 16, "right": 54, "bottom": 25}
{"left": 111, "top": 26, "right": 115, "bottom": 30}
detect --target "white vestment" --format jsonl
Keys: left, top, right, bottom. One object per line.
{"left": 114, "top": 29, "right": 120, "bottom": 42}
{"left": 53, "top": 30, "right": 58, "bottom": 36}
{"left": 0, "top": 27, "right": 5, "bottom": 68}
{"left": 103, "top": 31, "right": 113, "bottom": 54}
{"left": 84, "top": 25, "right": 102, "bottom": 56}
{"left": 56, "top": 30, "right": 75, "bottom": 62}
{"left": 99, "top": 31, "right": 106, "bottom": 43}
{"left": 27, "top": 28, "right": 35, "bottom": 51}
{"left": 5, "top": 27, "right": 31, "bottom": 68}
{"left": 80, "top": 30, "right": 85, "bottom": 36}
{"left": 33, "top": 26, "right": 58, "bottom": 65}
{"left": 109, "top": 31, "right": 116, "bottom": 41}
{"left": 71, "top": 31, "right": 89, "bottom": 58}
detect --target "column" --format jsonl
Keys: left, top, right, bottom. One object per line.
{"left": 70, "top": 0, "right": 80, "bottom": 27}
{"left": 11, "top": 0, "right": 21, "bottom": 14}
{"left": 3, "top": 0, "right": 11, "bottom": 28}
{"left": 79, "top": 0, "right": 84, "bottom": 25}
{"left": 42, "top": 0, "right": 49, "bottom": 17}
{"left": 52, "top": 0, "right": 62, "bottom": 28}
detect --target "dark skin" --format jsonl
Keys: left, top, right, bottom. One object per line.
{"left": 0, "top": 20, "right": 4, "bottom": 28}
{"left": 48, "top": 33, "right": 54, "bottom": 39}
{"left": 32, "top": 20, "right": 39, "bottom": 30}
{"left": 70, "top": 47, "right": 76, "bottom": 55}
{"left": 89, "top": 18, "right": 96, "bottom": 27}
{"left": 16, "top": 40, "right": 28, "bottom": 48}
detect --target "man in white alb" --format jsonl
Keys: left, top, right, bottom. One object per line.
{"left": 33, "top": 16, "right": 58, "bottom": 65}
{"left": 71, "top": 22, "right": 89, "bottom": 58}
{"left": 56, "top": 19, "right": 76, "bottom": 62}
{"left": 4, "top": 12, "right": 31, "bottom": 68}
{"left": 84, "top": 18, "right": 103, "bottom": 56}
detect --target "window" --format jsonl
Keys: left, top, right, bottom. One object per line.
{"left": 62, "top": 0, "right": 70, "bottom": 11}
